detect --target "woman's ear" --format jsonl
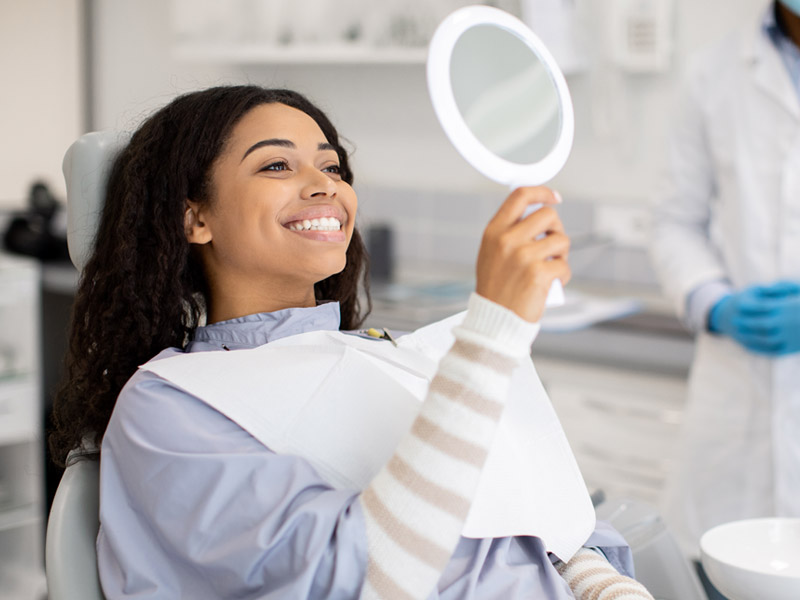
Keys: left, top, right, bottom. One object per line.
{"left": 185, "top": 200, "right": 212, "bottom": 244}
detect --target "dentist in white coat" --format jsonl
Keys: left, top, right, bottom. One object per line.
{"left": 650, "top": 0, "right": 800, "bottom": 568}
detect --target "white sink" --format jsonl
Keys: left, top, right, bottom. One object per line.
{"left": 700, "top": 518, "right": 800, "bottom": 600}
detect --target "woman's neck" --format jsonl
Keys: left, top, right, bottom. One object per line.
{"left": 206, "top": 286, "right": 317, "bottom": 324}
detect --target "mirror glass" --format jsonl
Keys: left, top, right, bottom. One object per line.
{"left": 449, "top": 24, "right": 561, "bottom": 165}
{"left": 427, "top": 5, "right": 574, "bottom": 188}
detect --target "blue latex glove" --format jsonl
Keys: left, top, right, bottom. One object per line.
{"left": 709, "top": 281, "right": 800, "bottom": 356}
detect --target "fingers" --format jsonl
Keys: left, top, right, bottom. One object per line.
{"left": 481, "top": 205, "right": 570, "bottom": 272}
{"left": 737, "top": 301, "right": 777, "bottom": 317}
{"left": 732, "top": 311, "right": 784, "bottom": 354}
{"left": 733, "top": 331, "right": 783, "bottom": 355}
{"left": 484, "top": 189, "right": 566, "bottom": 257}
{"left": 476, "top": 187, "right": 570, "bottom": 322}
{"left": 488, "top": 187, "right": 562, "bottom": 232}
{"left": 516, "top": 229, "right": 571, "bottom": 264}
{"left": 751, "top": 280, "right": 800, "bottom": 298}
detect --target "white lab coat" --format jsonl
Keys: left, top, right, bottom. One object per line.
{"left": 650, "top": 8, "right": 800, "bottom": 557}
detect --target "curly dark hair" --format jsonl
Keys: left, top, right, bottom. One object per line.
{"left": 49, "top": 86, "right": 371, "bottom": 466}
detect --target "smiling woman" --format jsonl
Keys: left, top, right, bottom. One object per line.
{"left": 49, "top": 85, "right": 651, "bottom": 600}
{"left": 185, "top": 102, "right": 359, "bottom": 323}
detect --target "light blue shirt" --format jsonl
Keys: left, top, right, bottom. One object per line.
{"left": 766, "top": 2, "right": 800, "bottom": 97}
{"left": 685, "top": 1, "right": 800, "bottom": 332}
{"left": 97, "top": 303, "right": 634, "bottom": 599}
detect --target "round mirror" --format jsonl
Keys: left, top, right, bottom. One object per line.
{"left": 427, "top": 5, "right": 574, "bottom": 188}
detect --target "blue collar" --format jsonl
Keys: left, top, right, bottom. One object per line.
{"left": 764, "top": 2, "right": 800, "bottom": 99}
{"left": 764, "top": 2, "right": 783, "bottom": 45}
{"left": 186, "top": 302, "right": 341, "bottom": 352}
{"left": 765, "top": 2, "right": 798, "bottom": 49}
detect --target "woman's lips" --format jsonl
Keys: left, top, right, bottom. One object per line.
{"left": 284, "top": 216, "right": 346, "bottom": 242}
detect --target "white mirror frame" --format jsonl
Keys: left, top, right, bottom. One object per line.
{"left": 427, "top": 5, "right": 574, "bottom": 188}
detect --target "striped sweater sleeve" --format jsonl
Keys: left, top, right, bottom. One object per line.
{"left": 555, "top": 548, "right": 655, "bottom": 600}
{"left": 358, "top": 293, "right": 539, "bottom": 599}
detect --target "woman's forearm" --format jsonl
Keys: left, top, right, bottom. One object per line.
{"left": 358, "top": 293, "right": 538, "bottom": 599}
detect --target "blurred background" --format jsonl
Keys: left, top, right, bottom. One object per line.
{"left": 0, "top": 0, "right": 767, "bottom": 597}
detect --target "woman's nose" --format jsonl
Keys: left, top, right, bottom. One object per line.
{"left": 300, "top": 167, "right": 337, "bottom": 199}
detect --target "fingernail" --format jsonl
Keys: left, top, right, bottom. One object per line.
{"left": 553, "top": 190, "right": 563, "bottom": 204}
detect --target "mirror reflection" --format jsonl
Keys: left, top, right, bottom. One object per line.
{"left": 449, "top": 24, "right": 562, "bottom": 165}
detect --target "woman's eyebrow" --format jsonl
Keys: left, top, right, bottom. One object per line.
{"left": 241, "top": 139, "right": 337, "bottom": 162}
{"left": 241, "top": 138, "right": 294, "bottom": 162}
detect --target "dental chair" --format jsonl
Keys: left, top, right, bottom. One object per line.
{"left": 44, "top": 131, "right": 126, "bottom": 600}
{"left": 45, "top": 447, "right": 104, "bottom": 600}
{"left": 47, "top": 131, "right": 707, "bottom": 600}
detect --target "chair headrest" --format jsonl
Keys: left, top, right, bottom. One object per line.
{"left": 62, "top": 131, "right": 130, "bottom": 272}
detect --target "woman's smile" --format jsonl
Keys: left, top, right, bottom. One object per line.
{"left": 282, "top": 204, "right": 347, "bottom": 242}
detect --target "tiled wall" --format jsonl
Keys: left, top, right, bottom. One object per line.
{"left": 356, "top": 184, "right": 661, "bottom": 287}
{"left": 356, "top": 184, "right": 496, "bottom": 268}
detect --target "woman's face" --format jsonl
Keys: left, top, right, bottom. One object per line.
{"left": 191, "top": 102, "right": 357, "bottom": 313}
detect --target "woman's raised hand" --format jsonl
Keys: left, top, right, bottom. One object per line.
{"left": 475, "top": 187, "right": 571, "bottom": 323}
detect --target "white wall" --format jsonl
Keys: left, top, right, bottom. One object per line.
{"left": 548, "top": 0, "right": 768, "bottom": 204}
{"left": 0, "top": 0, "right": 83, "bottom": 209}
{"left": 91, "top": 0, "right": 500, "bottom": 195}
{"left": 92, "top": 0, "right": 768, "bottom": 202}
{"left": 90, "top": 0, "right": 770, "bottom": 270}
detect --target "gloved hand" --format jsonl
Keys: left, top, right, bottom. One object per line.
{"left": 709, "top": 281, "right": 800, "bottom": 356}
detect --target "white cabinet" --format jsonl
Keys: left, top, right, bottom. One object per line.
{"left": 0, "top": 253, "right": 46, "bottom": 599}
{"left": 535, "top": 356, "right": 687, "bottom": 508}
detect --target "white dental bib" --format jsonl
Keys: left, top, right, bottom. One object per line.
{"left": 141, "top": 312, "right": 595, "bottom": 561}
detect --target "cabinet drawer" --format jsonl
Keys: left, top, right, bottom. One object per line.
{"left": 534, "top": 358, "right": 688, "bottom": 506}
{"left": 578, "top": 455, "right": 663, "bottom": 506}
{"left": 551, "top": 383, "right": 681, "bottom": 460}
{"left": 0, "top": 382, "right": 38, "bottom": 444}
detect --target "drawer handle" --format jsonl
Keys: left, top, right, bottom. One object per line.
{"left": 581, "top": 397, "right": 683, "bottom": 425}
{"left": 579, "top": 443, "right": 674, "bottom": 474}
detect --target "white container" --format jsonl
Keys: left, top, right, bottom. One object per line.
{"left": 701, "top": 518, "right": 800, "bottom": 600}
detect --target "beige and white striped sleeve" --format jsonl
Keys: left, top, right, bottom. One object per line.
{"left": 358, "top": 293, "right": 540, "bottom": 600}
{"left": 555, "top": 548, "right": 655, "bottom": 600}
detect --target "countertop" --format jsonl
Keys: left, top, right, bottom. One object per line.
{"left": 365, "top": 264, "right": 694, "bottom": 378}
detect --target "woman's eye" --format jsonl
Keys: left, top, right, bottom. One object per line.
{"left": 260, "top": 161, "right": 289, "bottom": 172}
{"left": 323, "top": 164, "right": 341, "bottom": 175}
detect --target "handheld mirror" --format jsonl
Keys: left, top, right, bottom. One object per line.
{"left": 427, "top": 5, "right": 574, "bottom": 306}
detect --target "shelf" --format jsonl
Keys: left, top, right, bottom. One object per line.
{"left": 172, "top": 41, "right": 428, "bottom": 64}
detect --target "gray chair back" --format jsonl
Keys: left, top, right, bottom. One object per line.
{"left": 45, "top": 451, "right": 105, "bottom": 600}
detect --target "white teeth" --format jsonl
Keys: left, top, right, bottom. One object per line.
{"left": 288, "top": 217, "right": 342, "bottom": 232}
